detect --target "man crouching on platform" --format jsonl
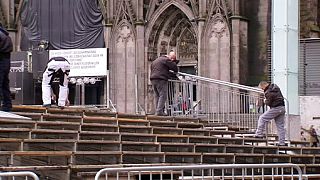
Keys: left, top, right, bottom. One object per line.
{"left": 254, "top": 81, "right": 286, "bottom": 146}
{"left": 42, "top": 57, "right": 70, "bottom": 109}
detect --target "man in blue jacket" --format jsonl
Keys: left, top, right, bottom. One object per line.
{"left": 150, "top": 51, "right": 178, "bottom": 116}
{"left": 0, "top": 23, "right": 13, "bottom": 112}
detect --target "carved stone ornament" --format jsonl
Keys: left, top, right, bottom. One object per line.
{"left": 117, "top": 25, "right": 133, "bottom": 43}
{"left": 178, "top": 29, "right": 197, "bottom": 60}
{"left": 155, "top": 0, "right": 166, "bottom": 6}
{"left": 211, "top": 19, "right": 227, "bottom": 38}
{"left": 156, "top": 0, "right": 191, "bottom": 6}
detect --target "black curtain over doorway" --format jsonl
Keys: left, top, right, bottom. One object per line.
{"left": 20, "top": 0, "right": 105, "bottom": 50}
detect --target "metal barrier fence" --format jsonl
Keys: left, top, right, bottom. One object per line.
{"left": 168, "top": 72, "right": 266, "bottom": 131}
{"left": 95, "top": 163, "right": 303, "bottom": 180}
{"left": 0, "top": 171, "right": 39, "bottom": 180}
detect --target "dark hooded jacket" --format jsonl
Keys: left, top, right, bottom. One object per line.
{"left": 150, "top": 55, "right": 178, "bottom": 81}
{"left": 0, "top": 26, "right": 13, "bottom": 54}
{"left": 264, "top": 83, "right": 285, "bottom": 108}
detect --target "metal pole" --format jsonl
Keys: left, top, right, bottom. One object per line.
{"left": 103, "top": 77, "right": 107, "bottom": 106}
{"left": 75, "top": 84, "right": 81, "bottom": 105}
{"left": 95, "top": 163, "right": 303, "bottom": 180}
{"left": 176, "top": 72, "right": 263, "bottom": 93}
{"left": 81, "top": 83, "right": 85, "bottom": 106}
{"left": 106, "top": 70, "right": 110, "bottom": 109}
{"left": 135, "top": 74, "right": 138, "bottom": 114}
{"left": 0, "top": 171, "right": 39, "bottom": 180}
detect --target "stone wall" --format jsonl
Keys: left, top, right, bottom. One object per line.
{"left": 300, "top": 96, "right": 320, "bottom": 131}
{"left": 0, "top": 0, "right": 15, "bottom": 29}
{"left": 244, "top": 0, "right": 271, "bottom": 86}
{"left": 300, "top": 0, "right": 320, "bottom": 38}
{"left": 107, "top": 0, "right": 247, "bottom": 113}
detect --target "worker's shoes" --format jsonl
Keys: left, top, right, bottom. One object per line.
{"left": 43, "top": 104, "right": 51, "bottom": 108}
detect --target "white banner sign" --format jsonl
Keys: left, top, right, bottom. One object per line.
{"left": 49, "top": 48, "right": 107, "bottom": 77}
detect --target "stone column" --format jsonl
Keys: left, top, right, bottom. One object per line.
{"left": 198, "top": 0, "right": 206, "bottom": 76}
{"left": 109, "top": 0, "right": 114, "bottom": 24}
{"left": 135, "top": 23, "right": 145, "bottom": 113}
{"left": 231, "top": 0, "right": 239, "bottom": 83}
{"left": 230, "top": 16, "right": 248, "bottom": 84}
{"left": 0, "top": 0, "right": 14, "bottom": 28}
{"left": 0, "top": 0, "right": 10, "bottom": 23}
{"left": 9, "top": 0, "right": 14, "bottom": 29}
{"left": 136, "top": 0, "right": 143, "bottom": 21}
{"left": 103, "top": 0, "right": 113, "bottom": 107}
{"left": 199, "top": 0, "right": 206, "bottom": 18}
{"left": 230, "top": 17, "right": 240, "bottom": 84}
{"left": 135, "top": 0, "right": 146, "bottom": 113}
{"left": 104, "top": 0, "right": 113, "bottom": 107}
{"left": 103, "top": 24, "right": 112, "bottom": 106}
{"left": 1, "top": 0, "right": 17, "bottom": 52}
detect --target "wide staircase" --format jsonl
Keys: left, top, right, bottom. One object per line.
{"left": 0, "top": 105, "right": 317, "bottom": 179}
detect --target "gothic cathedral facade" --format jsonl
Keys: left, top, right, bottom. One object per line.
{"left": 102, "top": 0, "right": 270, "bottom": 113}
{"left": 1, "top": 0, "right": 276, "bottom": 113}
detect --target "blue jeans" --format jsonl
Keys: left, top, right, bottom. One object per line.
{"left": 0, "top": 54, "right": 12, "bottom": 111}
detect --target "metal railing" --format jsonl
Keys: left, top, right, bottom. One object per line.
{"left": 167, "top": 72, "right": 266, "bottom": 131}
{"left": 0, "top": 171, "right": 39, "bottom": 180}
{"left": 95, "top": 163, "right": 303, "bottom": 180}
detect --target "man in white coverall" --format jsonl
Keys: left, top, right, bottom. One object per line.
{"left": 42, "top": 57, "right": 70, "bottom": 109}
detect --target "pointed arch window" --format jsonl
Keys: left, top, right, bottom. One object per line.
{"left": 177, "top": 28, "right": 198, "bottom": 61}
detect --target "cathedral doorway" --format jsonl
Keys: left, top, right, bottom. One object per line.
{"left": 145, "top": 3, "right": 198, "bottom": 113}
{"left": 146, "top": 5, "right": 198, "bottom": 69}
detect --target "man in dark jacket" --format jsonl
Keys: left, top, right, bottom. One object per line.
{"left": 0, "top": 23, "right": 13, "bottom": 111}
{"left": 150, "top": 51, "right": 178, "bottom": 116}
{"left": 254, "top": 81, "right": 286, "bottom": 146}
